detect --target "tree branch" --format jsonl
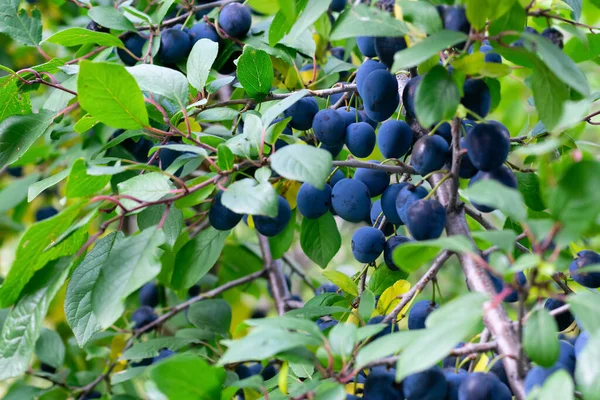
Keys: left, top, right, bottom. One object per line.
{"left": 332, "top": 159, "right": 415, "bottom": 175}
{"left": 258, "top": 234, "right": 290, "bottom": 315}
{"left": 448, "top": 117, "right": 462, "bottom": 211}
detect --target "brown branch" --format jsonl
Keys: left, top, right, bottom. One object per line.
{"left": 527, "top": 9, "right": 600, "bottom": 31}
{"left": 258, "top": 234, "right": 290, "bottom": 315}
{"left": 448, "top": 117, "right": 462, "bottom": 211}
{"left": 332, "top": 158, "right": 415, "bottom": 175}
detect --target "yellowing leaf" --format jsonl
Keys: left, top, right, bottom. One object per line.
{"left": 246, "top": 214, "right": 255, "bottom": 229}
{"left": 346, "top": 312, "right": 360, "bottom": 326}
{"left": 474, "top": 353, "right": 489, "bottom": 372}
{"left": 377, "top": 280, "right": 411, "bottom": 317}
{"left": 322, "top": 270, "right": 358, "bottom": 297}
{"left": 278, "top": 361, "right": 289, "bottom": 395}
{"left": 279, "top": 180, "right": 302, "bottom": 210}
{"left": 177, "top": 119, "right": 202, "bottom": 134}
{"left": 110, "top": 335, "right": 129, "bottom": 372}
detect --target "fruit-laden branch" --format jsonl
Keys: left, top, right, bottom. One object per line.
{"left": 332, "top": 158, "right": 416, "bottom": 175}
{"left": 258, "top": 234, "right": 290, "bottom": 315}
{"left": 138, "top": 0, "right": 243, "bottom": 30}
{"left": 362, "top": 341, "right": 498, "bottom": 370}
{"left": 382, "top": 250, "right": 453, "bottom": 324}
{"left": 429, "top": 173, "right": 526, "bottom": 400}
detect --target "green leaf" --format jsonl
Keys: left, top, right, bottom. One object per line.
{"left": 281, "top": 0, "right": 330, "bottom": 44}
{"left": 27, "top": 169, "right": 69, "bottom": 202}
{"left": 277, "top": 0, "right": 296, "bottom": 23}
{"left": 515, "top": 172, "right": 546, "bottom": 212}
{"left": 300, "top": 213, "right": 341, "bottom": 269}
{"left": 196, "top": 107, "right": 239, "bottom": 122}
{"left": 271, "top": 144, "right": 332, "bottom": 189}
{"left": 368, "top": 266, "right": 409, "bottom": 296}
{"left": 217, "top": 144, "right": 234, "bottom": 171}
{"left": 531, "top": 60, "right": 569, "bottom": 132}
{"left": 236, "top": 46, "right": 274, "bottom": 101}
{"left": 187, "top": 299, "right": 232, "bottom": 334}
{"left": 150, "top": 354, "right": 226, "bottom": 399}
{"left": 261, "top": 89, "right": 310, "bottom": 127}
{"left": 65, "top": 232, "right": 120, "bottom": 347}
{"left": 73, "top": 114, "right": 100, "bottom": 134}
{"left": 0, "top": 0, "right": 42, "bottom": 46}
{"left": 465, "top": 0, "right": 517, "bottom": 30}
{"left": 0, "top": 258, "right": 71, "bottom": 380}
{"left": 462, "top": 179, "right": 528, "bottom": 221}
{"left": 77, "top": 60, "right": 149, "bottom": 129}
{"left": 523, "top": 32, "right": 590, "bottom": 96}
{"left": 219, "top": 327, "right": 321, "bottom": 365}
{"left": 392, "top": 236, "right": 474, "bottom": 273}
{"left": 0, "top": 111, "right": 54, "bottom": 169}
{"left": 221, "top": 178, "right": 278, "bottom": 218}
{"left": 391, "top": 30, "right": 468, "bottom": 72}
{"left": 331, "top": 4, "right": 409, "bottom": 40}
{"left": 91, "top": 227, "right": 166, "bottom": 328}
{"left": 171, "top": 227, "right": 229, "bottom": 290}
{"left": 269, "top": 209, "right": 296, "bottom": 259}
{"left": 397, "top": 1, "right": 443, "bottom": 34}
{"left": 471, "top": 230, "right": 517, "bottom": 254}
{"left": 355, "top": 331, "right": 422, "bottom": 370}
{"left": 575, "top": 332, "right": 600, "bottom": 400}
{"left": 34, "top": 329, "right": 65, "bottom": 369}
{"left": 88, "top": 6, "right": 136, "bottom": 31}
{"left": 537, "top": 369, "right": 574, "bottom": 400}
{"left": 523, "top": 306, "right": 559, "bottom": 367}
{"left": 187, "top": 39, "right": 219, "bottom": 92}
{"left": 66, "top": 158, "right": 110, "bottom": 198}
{"left": 128, "top": 64, "right": 189, "bottom": 107}
{"left": 151, "top": 143, "right": 208, "bottom": 158}
{"left": 328, "top": 323, "right": 357, "bottom": 358}
{"left": 0, "top": 75, "right": 31, "bottom": 120}
{"left": 246, "top": 316, "right": 322, "bottom": 339}
{"left": 174, "top": 175, "right": 216, "bottom": 209}
{"left": 44, "top": 27, "right": 124, "bottom": 48}
{"left": 137, "top": 204, "right": 183, "bottom": 248}
{"left": 396, "top": 293, "right": 487, "bottom": 381}
{"left": 0, "top": 173, "right": 40, "bottom": 213}
{"left": 121, "top": 338, "right": 199, "bottom": 360}
{"left": 117, "top": 172, "right": 173, "bottom": 212}
{"left": 0, "top": 203, "right": 87, "bottom": 307}
{"left": 415, "top": 65, "right": 460, "bottom": 128}
{"left": 322, "top": 270, "right": 358, "bottom": 297}
{"left": 358, "top": 290, "right": 375, "bottom": 322}
{"left": 567, "top": 292, "right": 600, "bottom": 334}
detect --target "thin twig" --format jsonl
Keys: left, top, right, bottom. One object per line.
{"left": 333, "top": 159, "right": 415, "bottom": 175}
{"left": 258, "top": 234, "right": 289, "bottom": 315}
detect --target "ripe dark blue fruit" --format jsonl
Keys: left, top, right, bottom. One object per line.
{"left": 569, "top": 250, "right": 600, "bottom": 288}
{"left": 153, "top": 348, "right": 174, "bottom": 363}
{"left": 118, "top": 33, "right": 147, "bottom": 66}
{"left": 7, "top": 166, "right": 22, "bottom": 177}
{"left": 41, "top": 363, "right": 57, "bottom": 374}
{"left": 363, "top": 366, "right": 402, "bottom": 399}
{"left": 459, "top": 138, "right": 478, "bottom": 179}
{"left": 458, "top": 372, "right": 511, "bottom": 400}
{"left": 35, "top": 206, "right": 58, "bottom": 222}
{"left": 359, "top": 108, "right": 378, "bottom": 129}
{"left": 437, "top": 5, "right": 470, "bottom": 35}
{"left": 320, "top": 142, "right": 344, "bottom": 158}
{"left": 410, "top": 134, "right": 449, "bottom": 176}
{"left": 361, "top": 69, "right": 399, "bottom": 122}
{"left": 356, "top": 60, "right": 387, "bottom": 98}
{"left": 468, "top": 166, "right": 517, "bottom": 212}
{"left": 442, "top": 343, "right": 468, "bottom": 371}
{"left": 378, "top": 120, "right": 413, "bottom": 159}
{"left": 284, "top": 97, "right": 319, "bottom": 131}
{"left": 512, "top": 27, "right": 539, "bottom": 47}
{"left": 384, "top": 235, "right": 411, "bottom": 271}
{"left": 371, "top": 200, "right": 394, "bottom": 236}
{"left": 541, "top": 27, "right": 564, "bottom": 49}
{"left": 139, "top": 283, "right": 159, "bottom": 308}
{"left": 557, "top": 340, "right": 576, "bottom": 376}
{"left": 313, "top": 109, "right": 346, "bottom": 146}
{"left": 461, "top": 79, "right": 491, "bottom": 119}
{"left": 575, "top": 331, "right": 589, "bottom": 357}
{"left": 218, "top": 3, "right": 252, "bottom": 38}
{"left": 489, "top": 358, "right": 509, "bottom": 389}
{"left": 354, "top": 161, "right": 390, "bottom": 197}
{"left": 331, "top": 178, "right": 371, "bottom": 223}
{"left": 316, "top": 317, "right": 338, "bottom": 331}
{"left": 402, "top": 76, "right": 422, "bottom": 119}
{"left": 381, "top": 183, "right": 407, "bottom": 225}
{"left": 253, "top": 196, "right": 291, "bottom": 237}
{"left": 157, "top": 142, "right": 182, "bottom": 171}
{"left": 488, "top": 271, "right": 526, "bottom": 303}
{"left": 86, "top": 21, "right": 108, "bottom": 33}
{"left": 188, "top": 22, "right": 219, "bottom": 44}
{"left": 336, "top": 107, "right": 358, "bottom": 127}
{"left": 297, "top": 183, "right": 332, "bottom": 219}
{"left": 329, "top": 168, "right": 345, "bottom": 188}
{"left": 405, "top": 199, "right": 446, "bottom": 241}
{"left": 209, "top": 191, "right": 243, "bottom": 231}
{"left": 160, "top": 28, "right": 191, "bottom": 64}
{"left": 131, "top": 306, "right": 157, "bottom": 329}
{"left": 408, "top": 299, "right": 438, "bottom": 330}
{"left": 544, "top": 298, "right": 574, "bottom": 331}
{"left": 345, "top": 122, "right": 376, "bottom": 158}
{"left": 481, "top": 44, "right": 502, "bottom": 64}
{"left": 402, "top": 366, "right": 447, "bottom": 400}
{"left": 435, "top": 122, "right": 452, "bottom": 145}
{"left": 395, "top": 184, "right": 428, "bottom": 223}
{"left": 352, "top": 226, "right": 386, "bottom": 263}
{"left": 260, "top": 363, "right": 278, "bottom": 380}
{"left": 330, "top": 46, "right": 347, "bottom": 61}
{"left": 330, "top": 0, "right": 346, "bottom": 12}
{"left": 444, "top": 370, "right": 467, "bottom": 400}
{"left": 357, "top": 36, "right": 377, "bottom": 58}
{"left": 316, "top": 283, "right": 339, "bottom": 294}
{"left": 82, "top": 392, "right": 102, "bottom": 400}
{"left": 525, "top": 365, "right": 561, "bottom": 394}
{"left": 465, "top": 122, "right": 510, "bottom": 172}
{"left": 374, "top": 36, "right": 407, "bottom": 68}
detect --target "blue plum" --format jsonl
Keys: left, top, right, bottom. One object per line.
{"left": 153, "top": 349, "right": 174, "bottom": 363}
{"left": 329, "top": 168, "right": 345, "bottom": 188}
{"left": 284, "top": 97, "right": 319, "bottom": 131}
{"left": 362, "top": 69, "right": 399, "bottom": 122}
{"left": 336, "top": 107, "right": 358, "bottom": 127}
{"left": 330, "top": 0, "right": 346, "bottom": 12}
{"left": 466, "top": 122, "right": 510, "bottom": 172}
{"left": 139, "top": 283, "right": 159, "bottom": 308}
{"left": 461, "top": 79, "right": 491, "bottom": 119}
{"left": 402, "top": 76, "right": 422, "bottom": 119}
{"left": 437, "top": 5, "right": 470, "bottom": 35}
{"left": 544, "top": 298, "right": 574, "bottom": 332}
{"left": 331, "top": 179, "right": 371, "bottom": 223}
{"left": 316, "top": 317, "right": 338, "bottom": 331}
{"left": 395, "top": 184, "right": 428, "bottom": 223}
{"left": 458, "top": 372, "right": 511, "bottom": 400}
{"left": 253, "top": 196, "right": 291, "bottom": 237}
{"left": 357, "top": 36, "right": 377, "bottom": 58}
{"left": 363, "top": 366, "right": 402, "bottom": 399}
{"left": 209, "top": 191, "right": 243, "bottom": 231}
{"left": 356, "top": 60, "right": 387, "bottom": 98}
{"left": 352, "top": 226, "right": 386, "bottom": 263}
{"left": 354, "top": 161, "right": 390, "bottom": 197}
{"left": 408, "top": 299, "right": 438, "bottom": 330}
{"left": 160, "top": 28, "right": 191, "bottom": 64}
{"left": 188, "top": 22, "right": 219, "bottom": 44}
{"left": 435, "top": 122, "right": 452, "bottom": 145}
{"left": 569, "top": 250, "right": 600, "bottom": 288}
{"left": 459, "top": 138, "right": 478, "bottom": 179}
{"left": 444, "top": 370, "right": 467, "bottom": 400}
{"left": 542, "top": 27, "right": 564, "bottom": 49}
{"left": 378, "top": 120, "right": 413, "bottom": 159}
{"left": 525, "top": 365, "right": 561, "bottom": 394}
{"left": 410, "top": 134, "right": 449, "bottom": 176}
{"left": 468, "top": 166, "right": 518, "bottom": 213}
{"left": 345, "top": 122, "right": 376, "bottom": 158}
{"left": 374, "top": 36, "right": 407, "bottom": 68}
{"left": 297, "top": 183, "right": 332, "bottom": 219}
{"left": 371, "top": 200, "right": 395, "bottom": 236}
{"left": 316, "top": 283, "right": 339, "bottom": 294}
{"left": 575, "top": 331, "right": 589, "bottom": 358}
{"left": 405, "top": 199, "right": 446, "bottom": 241}
{"left": 381, "top": 183, "right": 407, "bottom": 225}
{"left": 383, "top": 235, "right": 411, "bottom": 271}
{"left": 118, "top": 33, "right": 147, "bottom": 66}
{"left": 131, "top": 306, "right": 157, "bottom": 329}
{"left": 35, "top": 206, "right": 58, "bottom": 222}
{"left": 313, "top": 109, "right": 346, "bottom": 146}
{"left": 557, "top": 340, "right": 576, "bottom": 376}
{"left": 481, "top": 44, "right": 502, "bottom": 63}
{"left": 218, "top": 3, "right": 252, "bottom": 38}
{"left": 402, "top": 366, "right": 447, "bottom": 400}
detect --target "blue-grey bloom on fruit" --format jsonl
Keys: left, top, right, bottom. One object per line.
{"left": 351, "top": 226, "right": 386, "bottom": 263}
